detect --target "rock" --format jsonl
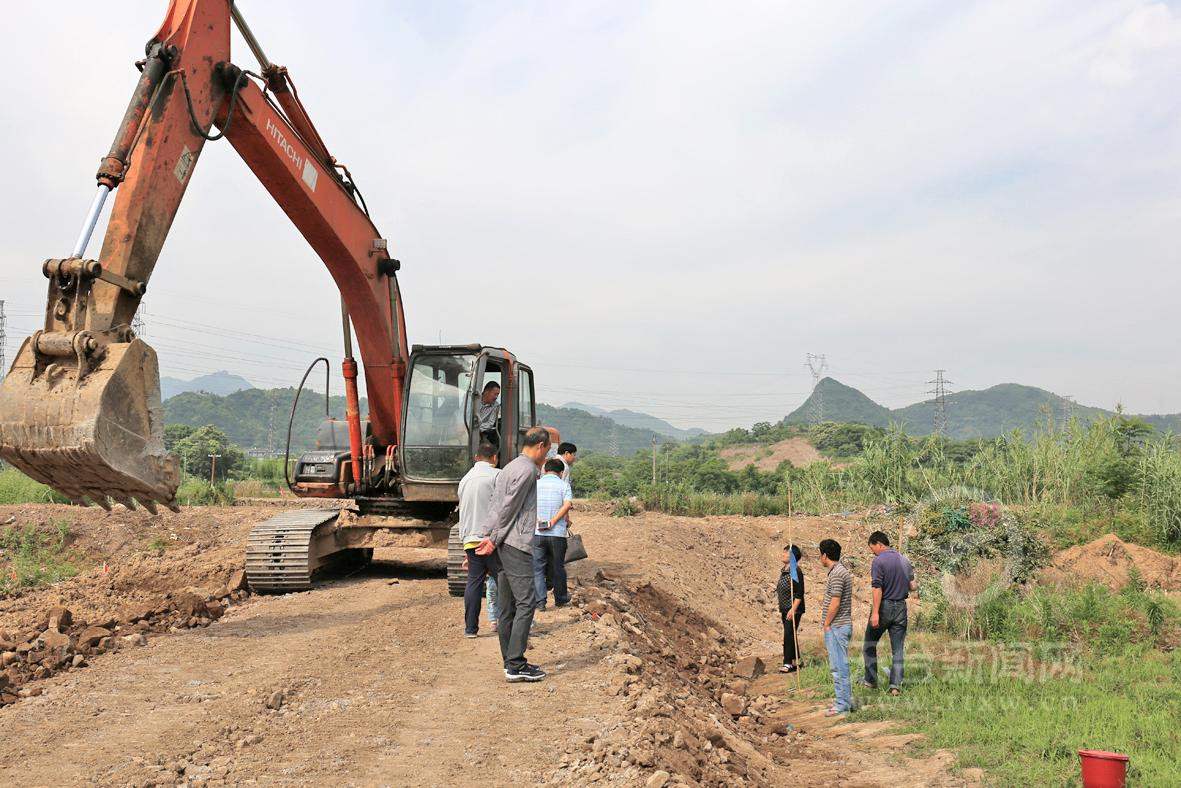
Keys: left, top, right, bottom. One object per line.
{"left": 77, "top": 626, "right": 112, "bottom": 648}
{"left": 71, "top": 654, "right": 86, "bottom": 668}
{"left": 620, "top": 654, "right": 644, "bottom": 674}
{"left": 1, "top": 652, "right": 16, "bottom": 667}
{"left": 265, "top": 690, "right": 285, "bottom": 710}
{"left": 733, "top": 656, "right": 765, "bottom": 679}
{"left": 227, "top": 569, "right": 248, "bottom": 593}
{"left": 121, "top": 633, "right": 147, "bottom": 647}
{"left": 37, "top": 629, "right": 71, "bottom": 653}
{"left": 44, "top": 607, "right": 72, "bottom": 632}
{"left": 646, "top": 770, "right": 671, "bottom": 788}
{"left": 206, "top": 601, "right": 226, "bottom": 620}
{"left": 729, "top": 680, "right": 750, "bottom": 696}
{"left": 720, "top": 692, "right": 748, "bottom": 717}
{"left": 173, "top": 592, "right": 208, "bottom": 619}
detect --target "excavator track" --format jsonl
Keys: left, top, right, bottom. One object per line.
{"left": 245, "top": 509, "right": 342, "bottom": 593}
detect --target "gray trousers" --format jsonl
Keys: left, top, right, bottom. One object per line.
{"left": 863, "top": 598, "right": 908, "bottom": 689}
{"left": 496, "top": 544, "right": 537, "bottom": 672}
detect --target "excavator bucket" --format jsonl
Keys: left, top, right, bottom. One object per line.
{"left": 0, "top": 336, "right": 179, "bottom": 512}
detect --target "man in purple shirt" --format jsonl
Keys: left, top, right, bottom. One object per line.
{"left": 861, "top": 531, "right": 916, "bottom": 695}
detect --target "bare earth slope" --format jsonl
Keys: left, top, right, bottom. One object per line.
{"left": 0, "top": 504, "right": 972, "bottom": 787}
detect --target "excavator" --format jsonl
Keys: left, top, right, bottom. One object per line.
{"left": 0, "top": 0, "right": 539, "bottom": 594}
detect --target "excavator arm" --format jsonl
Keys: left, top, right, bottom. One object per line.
{"left": 0, "top": 0, "right": 408, "bottom": 511}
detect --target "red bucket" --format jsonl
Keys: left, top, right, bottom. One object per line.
{"left": 1078, "top": 750, "right": 1129, "bottom": 788}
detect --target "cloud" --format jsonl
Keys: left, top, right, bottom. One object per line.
{"left": 1092, "top": 1, "right": 1181, "bottom": 85}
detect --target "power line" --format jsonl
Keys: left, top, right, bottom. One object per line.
{"left": 927, "top": 369, "right": 953, "bottom": 437}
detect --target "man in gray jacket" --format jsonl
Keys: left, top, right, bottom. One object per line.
{"left": 474, "top": 426, "right": 551, "bottom": 682}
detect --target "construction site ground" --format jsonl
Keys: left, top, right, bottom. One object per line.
{"left": 0, "top": 502, "right": 990, "bottom": 786}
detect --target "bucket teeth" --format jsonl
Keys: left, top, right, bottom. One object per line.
{"left": 0, "top": 337, "right": 180, "bottom": 509}
{"left": 140, "top": 499, "right": 158, "bottom": 516}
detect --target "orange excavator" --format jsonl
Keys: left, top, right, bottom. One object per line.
{"left": 0, "top": 0, "right": 539, "bottom": 593}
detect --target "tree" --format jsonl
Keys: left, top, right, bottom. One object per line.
{"left": 173, "top": 425, "right": 245, "bottom": 481}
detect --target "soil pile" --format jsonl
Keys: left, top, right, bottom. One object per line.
{"left": 1041, "top": 534, "right": 1181, "bottom": 591}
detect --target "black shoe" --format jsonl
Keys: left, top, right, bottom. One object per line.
{"left": 505, "top": 664, "right": 546, "bottom": 682}
{"left": 464, "top": 631, "right": 478, "bottom": 639}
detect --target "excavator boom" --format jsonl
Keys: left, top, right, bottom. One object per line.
{"left": 0, "top": 0, "right": 408, "bottom": 511}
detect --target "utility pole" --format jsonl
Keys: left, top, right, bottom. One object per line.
{"left": 927, "top": 370, "right": 952, "bottom": 437}
{"left": 0, "top": 300, "right": 6, "bottom": 381}
{"left": 805, "top": 353, "right": 828, "bottom": 423}
{"left": 1061, "top": 395, "right": 1076, "bottom": 430}
{"left": 208, "top": 453, "right": 221, "bottom": 486}
{"left": 651, "top": 436, "right": 658, "bottom": 484}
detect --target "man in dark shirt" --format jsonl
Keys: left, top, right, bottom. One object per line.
{"left": 862, "top": 531, "right": 916, "bottom": 694}
{"left": 475, "top": 426, "right": 552, "bottom": 682}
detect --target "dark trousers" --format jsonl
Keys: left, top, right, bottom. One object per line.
{"left": 782, "top": 609, "right": 803, "bottom": 666}
{"left": 533, "top": 535, "right": 569, "bottom": 609}
{"left": 496, "top": 544, "right": 537, "bottom": 672}
{"left": 863, "top": 598, "right": 908, "bottom": 688}
{"left": 464, "top": 547, "right": 498, "bottom": 635}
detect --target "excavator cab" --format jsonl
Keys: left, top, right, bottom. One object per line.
{"left": 399, "top": 344, "right": 534, "bottom": 501}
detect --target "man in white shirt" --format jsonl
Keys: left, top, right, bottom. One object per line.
{"left": 458, "top": 442, "right": 499, "bottom": 637}
{"left": 477, "top": 382, "right": 501, "bottom": 448}
{"left": 556, "top": 442, "right": 577, "bottom": 485}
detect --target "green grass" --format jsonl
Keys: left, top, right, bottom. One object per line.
{"left": 843, "top": 646, "right": 1181, "bottom": 786}
{"left": 0, "top": 521, "right": 78, "bottom": 596}
{"left": 795, "top": 581, "right": 1181, "bottom": 785}
{"left": 0, "top": 467, "right": 70, "bottom": 504}
{"left": 175, "top": 479, "right": 236, "bottom": 506}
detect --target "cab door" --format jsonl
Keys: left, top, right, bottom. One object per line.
{"left": 516, "top": 364, "right": 536, "bottom": 450}
{"left": 470, "top": 350, "right": 511, "bottom": 467}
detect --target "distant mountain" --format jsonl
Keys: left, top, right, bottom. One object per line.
{"left": 161, "top": 371, "right": 254, "bottom": 400}
{"left": 784, "top": 378, "right": 893, "bottom": 427}
{"left": 892, "top": 384, "right": 1110, "bottom": 438}
{"left": 539, "top": 404, "right": 668, "bottom": 456}
{"left": 782, "top": 378, "right": 1181, "bottom": 439}
{"left": 562, "top": 401, "right": 608, "bottom": 417}
{"left": 561, "top": 403, "right": 705, "bottom": 440}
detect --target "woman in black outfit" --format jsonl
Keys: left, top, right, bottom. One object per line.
{"left": 777, "top": 544, "right": 805, "bottom": 673}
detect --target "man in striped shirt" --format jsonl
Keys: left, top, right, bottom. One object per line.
{"left": 819, "top": 538, "right": 854, "bottom": 716}
{"left": 533, "top": 458, "right": 573, "bottom": 610}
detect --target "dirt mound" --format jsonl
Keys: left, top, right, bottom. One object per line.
{"left": 1041, "top": 534, "right": 1181, "bottom": 591}
{"left": 720, "top": 438, "right": 823, "bottom": 471}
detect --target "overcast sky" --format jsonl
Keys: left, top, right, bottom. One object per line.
{"left": 2, "top": 1, "right": 1179, "bottom": 431}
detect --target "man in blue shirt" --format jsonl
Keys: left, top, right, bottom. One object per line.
{"left": 533, "top": 458, "right": 573, "bottom": 610}
{"left": 862, "top": 531, "right": 916, "bottom": 695}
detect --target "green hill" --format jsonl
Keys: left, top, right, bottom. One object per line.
{"left": 783, "top": 379, "right": 1181, "bottom": 438}
{"left": 164, "top": 389, "right": 666, "bottom": 457}
{"left": 783, "top": 378, "right": 893, "bottom": 427}
{"left": 164, "top": 387, "right": 356, "bottom": 453}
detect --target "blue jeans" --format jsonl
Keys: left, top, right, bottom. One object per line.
{"left": 824, "top": 624, "right": 853, "bottom": 712}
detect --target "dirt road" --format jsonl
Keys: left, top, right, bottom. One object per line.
{"left": 0, "top": 504, "right": 975, "bottom": 786}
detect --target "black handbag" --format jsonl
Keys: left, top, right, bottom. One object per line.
{"left": 565, "top": 532, "right": 588, "bottom": 562}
